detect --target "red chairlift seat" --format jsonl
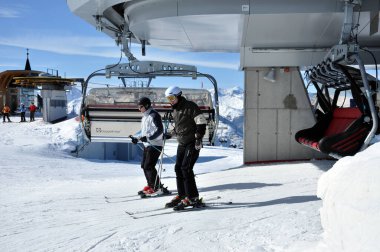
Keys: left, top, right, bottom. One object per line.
{"left": 295, "top": 107, "right": 371, "bottom": 157}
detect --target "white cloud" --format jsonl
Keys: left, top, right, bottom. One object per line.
{"left": 0, "top": 34, "right": 240, "bottom": 70}
{"left": 0, "top": 34, "right": 120, "bottom": 58}
{"left": 0, "top": 8, "right": 21, "bottom": 18}
{"left": 0, "top": 63, "right": 19, "bottom": 67}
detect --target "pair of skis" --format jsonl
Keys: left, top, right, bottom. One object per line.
{"left": 125, "top": 196, "right": 232, "bottom": 219}
{"left": 104, "top": 190, "right": 171, "bottom": 203}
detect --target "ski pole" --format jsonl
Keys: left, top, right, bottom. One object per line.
{"left": 154, "top": 118, "right": 170, "bottom": 190}
{"left": 129, "top": 135, "right": 176, "bottom": 163}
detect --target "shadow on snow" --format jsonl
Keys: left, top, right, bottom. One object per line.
{"left": 198, "top": 182, "right": 282, "bottom": 193}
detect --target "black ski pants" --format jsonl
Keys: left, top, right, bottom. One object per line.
{"left": 3, "top": 113, "right": 10, "bottom": 122}
{"left": 141, "top": 145, "right": 162, "bottom": 190}
{"left": 175, "top": 141, "right": 200, "bottom": 199}
{"left": 20, "top": 112, "right": 26, "bottom": 122}
{"left": 30, "top": 111, "right": 35, "bottom": 121}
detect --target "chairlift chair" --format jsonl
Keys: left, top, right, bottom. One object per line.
{"left": 295, "top": 63, "right": 379, "bottom": 158}
{"left": 80, "top": 61, "right": 219, "bottom": 145}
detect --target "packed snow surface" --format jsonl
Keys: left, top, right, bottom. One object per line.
{"left": 0, "top": 116, "right": 329, "bottom": 252}
{"left": 1, "top": 114, "right": 379, "bottom": 251}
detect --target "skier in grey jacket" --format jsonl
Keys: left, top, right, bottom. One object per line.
{"left": 131, "top": 97, "right": 166, "bottom": 195}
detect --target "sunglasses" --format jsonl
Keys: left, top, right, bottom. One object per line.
{"left": 138, "top": 105, "right": 144, "bottom": 109}
{"left": 166, "top": 95, "right": 176, "bottom": 102}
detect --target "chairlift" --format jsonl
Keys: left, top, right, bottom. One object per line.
{"left": 296, "top": 62, "right": 379, "bottom": 158}
{"left": 80, "top": 60, "right": 219, "bottom": 145}
{"left": 295, "top": 1, "right": 379, "bottom": 158}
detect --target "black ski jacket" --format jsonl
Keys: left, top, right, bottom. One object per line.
{"left": 172, "top": 96, "right": 207, "bottom": 145}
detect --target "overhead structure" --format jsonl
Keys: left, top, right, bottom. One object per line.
{"left": 67, "top": 0, "right": 380, "bottom": 65}
{"left": 67, "top": 0, "right": 380, "bottom": 163}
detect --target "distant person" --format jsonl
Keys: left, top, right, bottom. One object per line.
{"left": 20, "top": 103, "right": 26, "bottom": 122}
{"left": 130, "top": 97, "right": 170, "bottom": 196}
{"left": 164, "top": 86, "right": 207, "bottom": 210}
{"left": 2, "top": 104, "right": 11, "bottom": 123}
{"left": 29, "top": 102, "right": 37, "bottom": 122}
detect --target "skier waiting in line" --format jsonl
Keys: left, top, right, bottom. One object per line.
{"left": 130, "top": 97, "right": 170, "bottom": 196}
{"left": 164, "top": 86, "right": 207, "bottom": 210}
{"left": 29, "top": 102, "right": 37, "bottom": 122}
{"left": 20, "top": 103, "right": 26, "bottom": 122}
{"left": 2, "top": 104, "right": 12, "bottom": 123}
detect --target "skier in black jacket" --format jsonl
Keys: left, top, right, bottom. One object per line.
{"left": 164, "top": 86, "right": 207, "bottom": 210}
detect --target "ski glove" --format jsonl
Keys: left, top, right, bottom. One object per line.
{"left": 195, "top": 139, "right": 202, "bottom": 150}
{"left": 140, "top": 136, "right": 148, "bottom": 142}
{"left": 129, "top": 135, "right": 139, "bottom": 144}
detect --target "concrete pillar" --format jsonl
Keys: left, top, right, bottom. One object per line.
{"left": 243, "top": 67, "right": 324, "bottom": 164}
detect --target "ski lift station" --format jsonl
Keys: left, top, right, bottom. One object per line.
{"left": 67, "top": 0, "right": 380, "bottom": 164}
{"left": 0, "top": 53, "right": 84, "bottom": 123}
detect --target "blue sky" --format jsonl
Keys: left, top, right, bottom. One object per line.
{"left": 0, "top": 0, "right": 243, "bottom": 90}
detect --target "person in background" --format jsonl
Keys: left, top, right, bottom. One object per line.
{"left": 164, "top": 86, "right": 207, "bottom": 210}
{"left": 20, "top": 103, "right": 26, "bottom": 122}
{"left": 2, "top": 104, "right": 11, "bottom": 123}
{"left": 130, "top": 97, "right": 170, "bottom": 196}
{"left": 29, "top": 102, "right": 37, "bottom": 122}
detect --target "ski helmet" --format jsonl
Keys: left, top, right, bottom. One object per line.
{"left": 138, "top": 97, "right": 151, "bottom": 110}
{"left": 165, "top": 86, "right": 182, "bottom": 97}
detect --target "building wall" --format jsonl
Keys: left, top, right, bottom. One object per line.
{"left": 243, "top": 67, "right": 324, "bottom": 163}
{"left": 41, "top": 90, "right": 67, "bottom": 122}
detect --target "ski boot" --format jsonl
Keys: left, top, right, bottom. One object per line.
{"left": 140, "top": 186, "right": 157, "bottom": 198}
{"left": 159, "top": 186, "right": 171, "bottom": 195}
{"left": 165, "top": 195, "right": 183, "bottom": 208}
{"left": 138, "top": 185, "right": 151, "bottom": 196}
{"left": 173, "top": 197, "right": 205, "bottom": 211}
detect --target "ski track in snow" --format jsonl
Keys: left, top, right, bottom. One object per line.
{"left": 0, "top": 117, "right": 334, "bottom": 252}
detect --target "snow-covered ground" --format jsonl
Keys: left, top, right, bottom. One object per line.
{"left": 1, "top": 94, "right": 380, "bottom": 251}
{"left": 0, "top": 116, "right": 330, "bottom": 252}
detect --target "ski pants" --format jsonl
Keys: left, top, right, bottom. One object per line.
{"left": 20, "top": 112, "right": 26, "bottom": 122}
{"left": 3, "top": 113, "right": 10, "bottom": 122}
{"left": 141, "top": 145, "right": 162, "bottom": 190}
{"left": 30, "top": 111, "right": 35, "bottom": 121}
{"left": 175, "top": 141, "right": 200, "bottom": 199}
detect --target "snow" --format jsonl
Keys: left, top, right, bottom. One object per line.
{"left": 317, "top": 141, "right": 380, "bottom": 252}
{"left": 66, "top": 87, "right": 82, "bottom": 116}
{"left": 210, "top": 87, "right": 244, "bottom": 148}
{"left": 1, "top": 87, "right": 380, "bottom": 251}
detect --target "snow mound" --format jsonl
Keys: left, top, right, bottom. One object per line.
{"left": 317, "top": 142, "right": 380, "bottom": 252}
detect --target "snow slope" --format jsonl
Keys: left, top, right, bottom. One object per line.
{"left": 1, "top": 86, "right": 380, "bottom": 252}
{"left": 0, "top": 117, "right": 331, "bottom": 252}
{"left": 210, "top": 87, "right": 244, "bottom": 148}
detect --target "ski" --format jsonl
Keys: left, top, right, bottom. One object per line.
{"left": 105, "top": 197, "right": 141, "bottom": 203}
{"left": 104, "top": 194, "right": 137, "bottom": 200}
{"left": 105, "top": 189, "right": 172, "bottom": 203}
{"left": 125, "top": 196, "right": 223, "bottom": 216}
{"left": 140, "top": 190, "right": 172, "bottom": 198}
{"left": 126, "top": 200, "right": 233, "bottom": 219}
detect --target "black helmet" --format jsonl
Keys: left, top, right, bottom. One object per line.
{"left": 138, "top": 97, "right": 151, "bottom": 109}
